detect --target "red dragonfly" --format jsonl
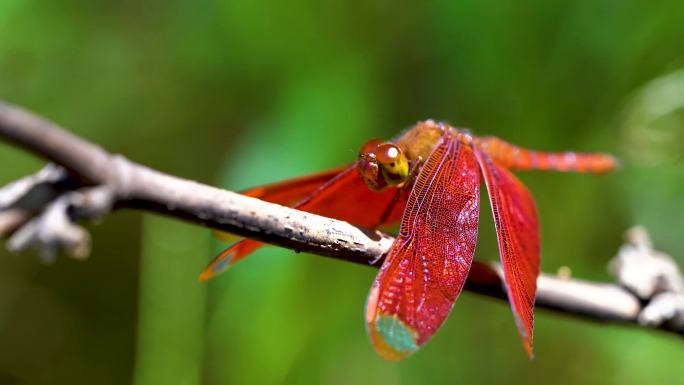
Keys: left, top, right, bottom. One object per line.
{"left": 200, "top": 120, "right": 616, "bottom": 360}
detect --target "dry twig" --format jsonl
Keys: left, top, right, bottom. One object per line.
{"left": 0, "top": 101, "right": 682, "bottom": 337}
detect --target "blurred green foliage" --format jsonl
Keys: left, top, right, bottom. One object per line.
{"left": 1, "top": 1, "right": 683, "bottom": 384}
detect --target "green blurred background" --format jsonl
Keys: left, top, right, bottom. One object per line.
{"left": 1, "top": 1, "right": 683, "bottom": 384}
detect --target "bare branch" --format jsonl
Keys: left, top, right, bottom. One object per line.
{"left": 0, "top": 100, "right": 683, "bottom": 337}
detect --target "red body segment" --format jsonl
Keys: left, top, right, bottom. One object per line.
{"left": 478, "top": 136, "right": 617, "bottom": 173}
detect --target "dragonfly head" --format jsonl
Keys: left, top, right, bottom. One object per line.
{"left": 357, "top": 139, "right": 410, "bottom": 191}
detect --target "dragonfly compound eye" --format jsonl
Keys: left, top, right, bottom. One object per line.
{"left": 357, "top": 139, "right": 389, "bottom": 191}
{"left": 376, "top": 143, "right": 409, "bottom": 186}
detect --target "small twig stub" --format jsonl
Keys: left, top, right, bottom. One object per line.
{"left": 610, "top": 226, "right": 684, "bottom": 331}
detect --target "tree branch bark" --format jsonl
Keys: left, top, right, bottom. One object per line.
{"left": 0, "top": 101, "right": 682, "bottom": 337}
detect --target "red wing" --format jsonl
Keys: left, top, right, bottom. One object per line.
{"left": 240, "top": 166, "right": 347, "bottom": 205}
{"left": 291, "top": 166, "right": 406, "bottom": 228}
{"left": 475, "top": 148, "right": 540, "bottom": 358}
{"left": 365, "top": 132, "right": 481, "bottom": 360}
{"left": 200, "top": 165, "right": 406, "bottom": 281}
